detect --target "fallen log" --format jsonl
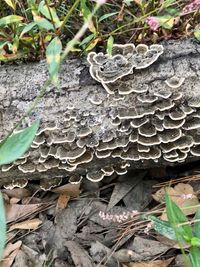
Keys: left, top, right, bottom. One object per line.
{"left": 0, "top": 38, "right": 200, "bottom": 189}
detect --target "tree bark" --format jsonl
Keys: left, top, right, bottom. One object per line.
{"left": 0, "top": 38, "right": 200, "bottom": 186}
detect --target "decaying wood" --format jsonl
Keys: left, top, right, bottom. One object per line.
{"left": 0, "top": 38, "right": 200, "bottom": 188}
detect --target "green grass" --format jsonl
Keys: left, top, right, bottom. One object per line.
{"left": 0, "top": 0, "right": 200, "bottom": 62}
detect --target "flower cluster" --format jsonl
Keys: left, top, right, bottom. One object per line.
{"left": 146, "top": 17, "right": 160, "bottom": 31}
{"left": 99, "top": 210, "right": 139, "bottom": 223}
{"left": 182, "top": 0, "right": 200, "bottom": 14}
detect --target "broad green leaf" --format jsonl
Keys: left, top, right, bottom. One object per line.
{"left": 149, "top": 215, "right": 177, "bottom": 240}
{"left": 166, "top": 8, "right": 180, "bottom": 16}
{"left": 0, "top": 193, "right": 6, "bottom": 260}
{"left": 79, "top": 33, "right": 96, "bottom": 46}
{"left": 194, "top": 208, "right": 200, "bottom": 238}
{"left": 46, "top": 37, "right": 62, "bottom": 87}
{"left": 0, "top": 120, "right": 40, "bottom": 165}
{"left": 4, "top": 0, "right": 15, "bottom": 10}
{"left": 166, "top": 193, "right": 193, "bottom": 241}
{"left": 156, "top": 15, "right": 174, "bottom": 29}
{"left": 190, "top": 247, "right": 200, "bottom": 267}
{"left": 194, "top": 30, "right": 200, "bottom": 42}
{"left": 81, "top": 0, "right": 91, "bottom": 20}
{"left": 0, "top": 15, "right": 24, "bottom": 27}
{"left": 98, "top": 12, "right": 118, "bottom": 22}
{"left": 32, "top": 11, "right": 54, "bottom": 30}
{"left": 20, "top": 22, "right": 37, "bottom": 37}
{"left": 107, "top": 35, "right": 114, "bottom": 56}
{"left": 38, "top": 1, "right": 62, "bottom": 28}
{"left": 191, "top": 237, "right": 200, "bottom": 246}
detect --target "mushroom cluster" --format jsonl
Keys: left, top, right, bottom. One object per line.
{"left": 1, "top": 43, "right": 200, "bottom": 189}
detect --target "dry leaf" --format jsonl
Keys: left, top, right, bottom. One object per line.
{"left": 152, "top": 187, "right": 166, "bottom": 203}
{"left": 2, "top": 241, "right": 22, "bottom": 267}
{"left": 127, "top": 257, "right": 173, "bottom": 267}
{"left": 56, "top": 194, "right": 70, "bottom": 211}
{"left": 9, "top": 218, "right": 42, "bottom": 231}
{"left": 152, "top": 183, "right": 199, "bottom": 220}
{"left": 156, "top": 235, "right": 189, "bottom": 249}
{"left": 51, "top": 183, "right": 80, "bottom": 197}
{"left": 2, "top": 188, "right": 31, "bottom": 199}
{"left": 10, "top": 197, "right": 20, "bottom": 204}
{"left": 6, "top": 203, "right": 45, "bottom": 223}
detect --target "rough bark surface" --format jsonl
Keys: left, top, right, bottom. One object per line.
{"left": 0, "top": 39, "right": 200, "bottom": 187}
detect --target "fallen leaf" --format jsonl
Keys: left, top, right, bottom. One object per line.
{"left": 10, "top": 197, "right": 20, "bottom": 204}
{"left": 6, "top": 203, "right": 47, "bottom": 223}
{"left": 51, "top": 183, "right": 80, "bottom": 197}
{"left": 9, "top": 218, "right": 42, "bottom": 231}
{"left": 152, "top": 183, "right": 199, "bottom": 220}
{"left": 127, "top": 257, "right": 173, "bottom": 267}
{"left": 156, "top": 234, "right": 189, "bottom": 249}
{"left": 13, "top": 245, "right": 46, "bottom": 266}
{"left": 2, "top": 241, "right": 22, "bottom": 267}
{"left": 2, "top": 188, "right": 31, "bottom": 199}
{"left": 108, "top": 171, "right": 145, "bottom": 210}
{"left": 129, "top": 236, "right": 170, "bottom": 259}
{"left": 65, "top": 241, "right": 94, "bottom": 267}
{"left": 56, "top": 194, "right": 70, "bottom": 211}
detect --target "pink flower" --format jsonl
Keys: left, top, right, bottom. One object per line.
{"left": 182, "top": 0, "right": 200, "bottom": 14}
{"left": 146, "top": 16, "right": 160, "bottom": 31}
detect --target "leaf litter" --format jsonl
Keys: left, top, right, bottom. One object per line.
{"left": 1, "top": 165, "right": 200, "bottom": 266}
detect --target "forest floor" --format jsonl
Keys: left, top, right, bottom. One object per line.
{"left": 2, "top": 161, "right": 200, "bottom": 267}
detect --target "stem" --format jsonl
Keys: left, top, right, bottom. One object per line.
{"left": 59, "top": 0, "right": 80, "bottom": 33}
{"left": 44, "top": 0, "right": 56, "bottom": 31}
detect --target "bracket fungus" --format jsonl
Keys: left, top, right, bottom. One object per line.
{"left": 1, "top": 40, "right": 200, "bottom": 189}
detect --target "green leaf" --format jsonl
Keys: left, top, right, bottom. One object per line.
{"left": 0, "top": 15, "right": 24, "bottom": 27}
{"left": 38, "top": 1, "right": 62, "bottom": 28}
{"left": 79, "top": 33, "right": 96, "bottom": 46}
{"left": 149, "top": 215, "right": 177, "bottom": 240}
{"left": 81, "top": 0, "right": 92, "bottom": 20}
{"left": 98, "top": 12, "right": 118, "bottom": 22}
{"left": 0, "top": 193, "right": 6, "bottom": 260}
{"left": 80, "top": 0, "right": 96, "bottom": 33}
{"left": 194, "top": 208, "right": 200, "bottom": 238}
{"left": 166, "top": 8, "right": 180, "bottom": 16}
{"left": 191, "top": 237, "right": 200, "bottom": 246}
{"left": 194, "top": 30, "right": 200, "bottom": 42}
{"left": 166, "top": 193, "right": 193, "bottom": 242}
{"left": 156, "top": 15, "right": 174, "bottom": 29}
{"left": 190, "top": 247, "right": 200, "bottom": 267}
{"left": 20, "top": 22, "right": 37, "bottom": 37}
{"left": 107, "top": 35, "right": 114, "bottom": 56}
{"left": 0, "top": 120, "right": 40, "bottom": 165}
{"left": 46, "top": 37, "right": 62, "bottom": 87}
{"left": 32, "top": 11, "right": 54, "bottom": 30}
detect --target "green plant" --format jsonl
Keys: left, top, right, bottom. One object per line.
{"left": 149, "top": 194, "right": 200, "bottom": 267}
{"left": 0, "top": 193, "right": 6, "bottom": 261}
